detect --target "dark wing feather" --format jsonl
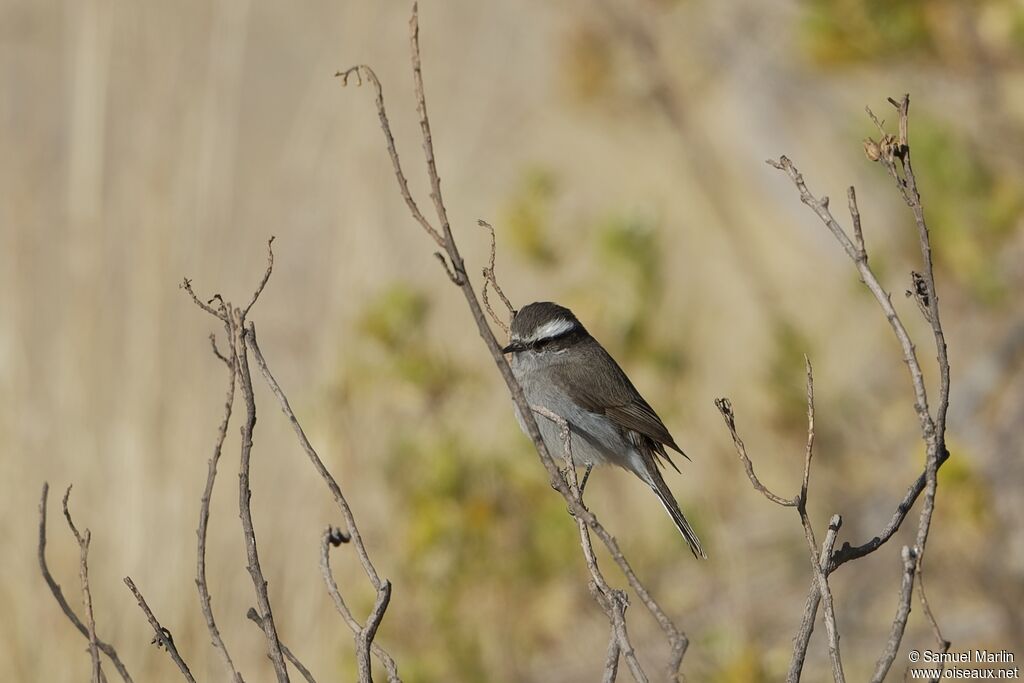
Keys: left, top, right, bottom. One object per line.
{"left": 549, "top": 342, "right": 689, "bottom": 470}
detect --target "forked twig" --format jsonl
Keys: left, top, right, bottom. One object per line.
{"left": 247, "top": 609, "right": 317, "bottom": 683}
{"left": 320, "top": 529, "right": 400, "bottom": 682}
{"left": 184, "top": 242, "right": 290, "bottom": 683}
{"left": 477, "top": 219, "right": 516, "bottom": 336}
{"left": 717, "top": 361, "right": 845, "bottom": 682}
{"left": 765, "top": 94, "right": 949, "bottom": 681}
{"left": 38, "top": 484, "right": 133, "bottom": 682}
{"left": 196, "top": 319, "right": 245, "bottom": 683}
{"left": 714, "top": 398, "right": 797, "bottom": 507}
{"left": 61, "top": 486, "right": 103, "bottom": 683}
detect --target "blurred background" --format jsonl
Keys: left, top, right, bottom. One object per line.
{"left": 3, "top": 0, "right": 1024, "bottom": 680}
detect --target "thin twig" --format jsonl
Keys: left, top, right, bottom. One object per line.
{"left": 123, "top": 577, "right": 197, "bottom": 683}
{"left": 247, "top": 609, "right": 317, "bottom": 683}
{"left": 477, "top": 219, "right": 515, "bottom": 336}
{"left": 916, "top": 561, "right": 950, "bottom": 682}
{"left": 532, "top": 405, "right": 648, "bottom": 683}
{"left": 794, "top": 374, "right": 845, "bottom": 682}
{"left": 181, "top": 277, "right": 226, "bottom": 321}
{"left": 714, "top": 398, "right": 797, "bottom": 507}
{"left": 61, "top": 486, "right": 102, "bottom": 683}
{"left": 232, "top": 310, "right": 290, "bottom": 683}
{"left": 196, "top": 321, "right": 245, "bottom": 683}
{"left": 320, "top": 529, "right": 400, "bottom": 683}
{"left": 38, "top": 484, "right": 133, "bottom": 682}
{"left": 359, "top": 581, "right": 394, "bottom": 680}
{"left": 794, "top": 361, "right": 844, "bottom": 682}
{"left": 870, "top": 547, "right": 918, "bottom": 682}
{"left": 247, "top": 322, "right": 385, "bottom": 589}
{"left": 243, "top": 236, "right": 276, "bottom": 316}
{"left": 334, "top": 65, "right": 445, "bottom": 249}
{"left": 786, "top": 521, "right": 839, "bottom": 683}
{"left": 798, "top": 357, "right": 815, "bottom": 507}
{"left": 718, "top": 361, "right": 845, "bottom": 682}
{"left": 847, "top": 187, "right": 865, "bottom": 261}
{"left": 829, "top": 451, "right": 948, "bottom": 568}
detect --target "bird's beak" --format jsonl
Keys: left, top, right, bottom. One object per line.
{"left": 502, "top": 340, "right": 524, "bottom": 354}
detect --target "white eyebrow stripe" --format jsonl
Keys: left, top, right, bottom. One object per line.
{"left": 529, "top": 318, "right": 577, "bottom": 342}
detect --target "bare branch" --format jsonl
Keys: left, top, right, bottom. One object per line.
{"left": 230, "top": 310, "right": 290, "bottom": 682}
{"left": 793, "top": 360, "right": 845, "bottom": 681}
{"left": 359, "top": 581, "right": 394, "bottom": 681}
{"left": 713, "top": 398, "right": 797, "bottom": 507}
{"left": 61, "top": 486, "right": 102, "bottom": 683}
{"left": 798, "top": 357, "right": 815, "bottom": 506}
{"left": 769, "top": 152, "right": 941, "bottom": 522}
{"left": 786, "top": 517, "right": 842, "bottom": 683}
{"left": 38, "top": 484, "right": 133, "bottom": 682}
{"left": 771, "top": 94, "right": 950, "bottom": 680}
{"left": 320, "top": 528, "right": 360, "bottom": 633}
{"left": 209, "top": 332, "right": 232, "bottom": 367}
{"left": 247, "top": 609, "right": 317, "bottom": 683}
{"left": 433, "top": 251, "right": 463, "bottom": 285}
{"left": 334, "top": 65, "right": 445, "bottom": 249}
{"left": 847, "top": 187, "right": 865, "bottom": 261}
{"left": 532, "top": 405, "right": 648, "bottom": 683}
{"left": 870, "top": 546, "right": 918, "bottom": 682}
{"left": 408, "top": 6, "right": 458, "bottom": 263}
{"left": 917, "top": 561, "right": 950, "bottom": 682}
{"left": 477, "top": 219, "right": 515, "bottom": 337}
{"left": 719, "top": 359, "right": 845, "bottom": 681}
{"left": 181, "top": 277, "right": 226, "bottom": 320}
{"left": 246, "top": 323, "right": 386, "bottom": 590}
{"left": 320, "top": 529, "right": 400, "bottom": 683}
{"left": 243, "top": 236, "right": 276, "bottom": 316}
{"left": 123, "top": 576, "right": 196, "bottom": 683}
{"left": 601, "top": 627, "right": 621, "bottom": 683}
{"left": 829, "top": 450, "right": 948, "bottom": 568}
{"left": 196, "top": 317, "right": 245, "bottom": 683}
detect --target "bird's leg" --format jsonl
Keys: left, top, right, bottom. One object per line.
{"left": 578, "top": 462, "right": 594, "bottom": 497}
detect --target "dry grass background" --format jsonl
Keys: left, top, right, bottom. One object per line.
{"left": 3, "top": 0, "right": 1024, "bottom": 681}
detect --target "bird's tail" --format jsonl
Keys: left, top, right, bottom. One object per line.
{"left": 645, "top": 465, "right": 707, "bottom": 559}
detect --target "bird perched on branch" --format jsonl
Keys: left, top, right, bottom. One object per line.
{"left": 503, "top": 301, "right": 706, "bottom": 559}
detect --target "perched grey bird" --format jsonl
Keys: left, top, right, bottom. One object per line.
{"left": 503, "top": 301, "right": 706, "bottom": 559}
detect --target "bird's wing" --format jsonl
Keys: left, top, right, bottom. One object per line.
{"left": 548, "top": 344, "right": 688, "bottom": 470}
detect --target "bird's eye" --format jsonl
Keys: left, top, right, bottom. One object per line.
{"left": 533, "top": 337, "right": 552, "bottom": 350}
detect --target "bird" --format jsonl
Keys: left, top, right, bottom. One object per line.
{"left": 502, "top": 301, "right": 706, "bottom": 559}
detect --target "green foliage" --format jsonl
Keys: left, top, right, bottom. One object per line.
{"left": 803, "top": 0, "right": 935, "bottom": 65}
{"left": 562, "top": 22, "right": 614, "bottom": 102}
{"left": 802, "top": 0, "right": 1024, "bottom": 65}
{"left": 384, "top": 429, "right": 583, "bottom": 682}
{"left": 502, "top": 168, "right": 560, "bottom": 266}
{"left": 357, "top": 284, "right": 459, "bottom": 397}
{"left": 712, "top": 644, "right": 770, "bottom": 683}
{"left": 598, "top": 213, "right": 661, "bottom": 303}
{"left": 905, "top": 117, "right": 1023, "bottom": 305}
{"left": 360, "top": 284, "right": 429, "bottom": 350}
{"left": 595, "top": 213, "right": 688, "bottom": 373}
{"left": 936, "top": 444, "right": 993, "bottom": 529}
{"left": 766, "top": 320, "right": 814, "bottom": 433}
